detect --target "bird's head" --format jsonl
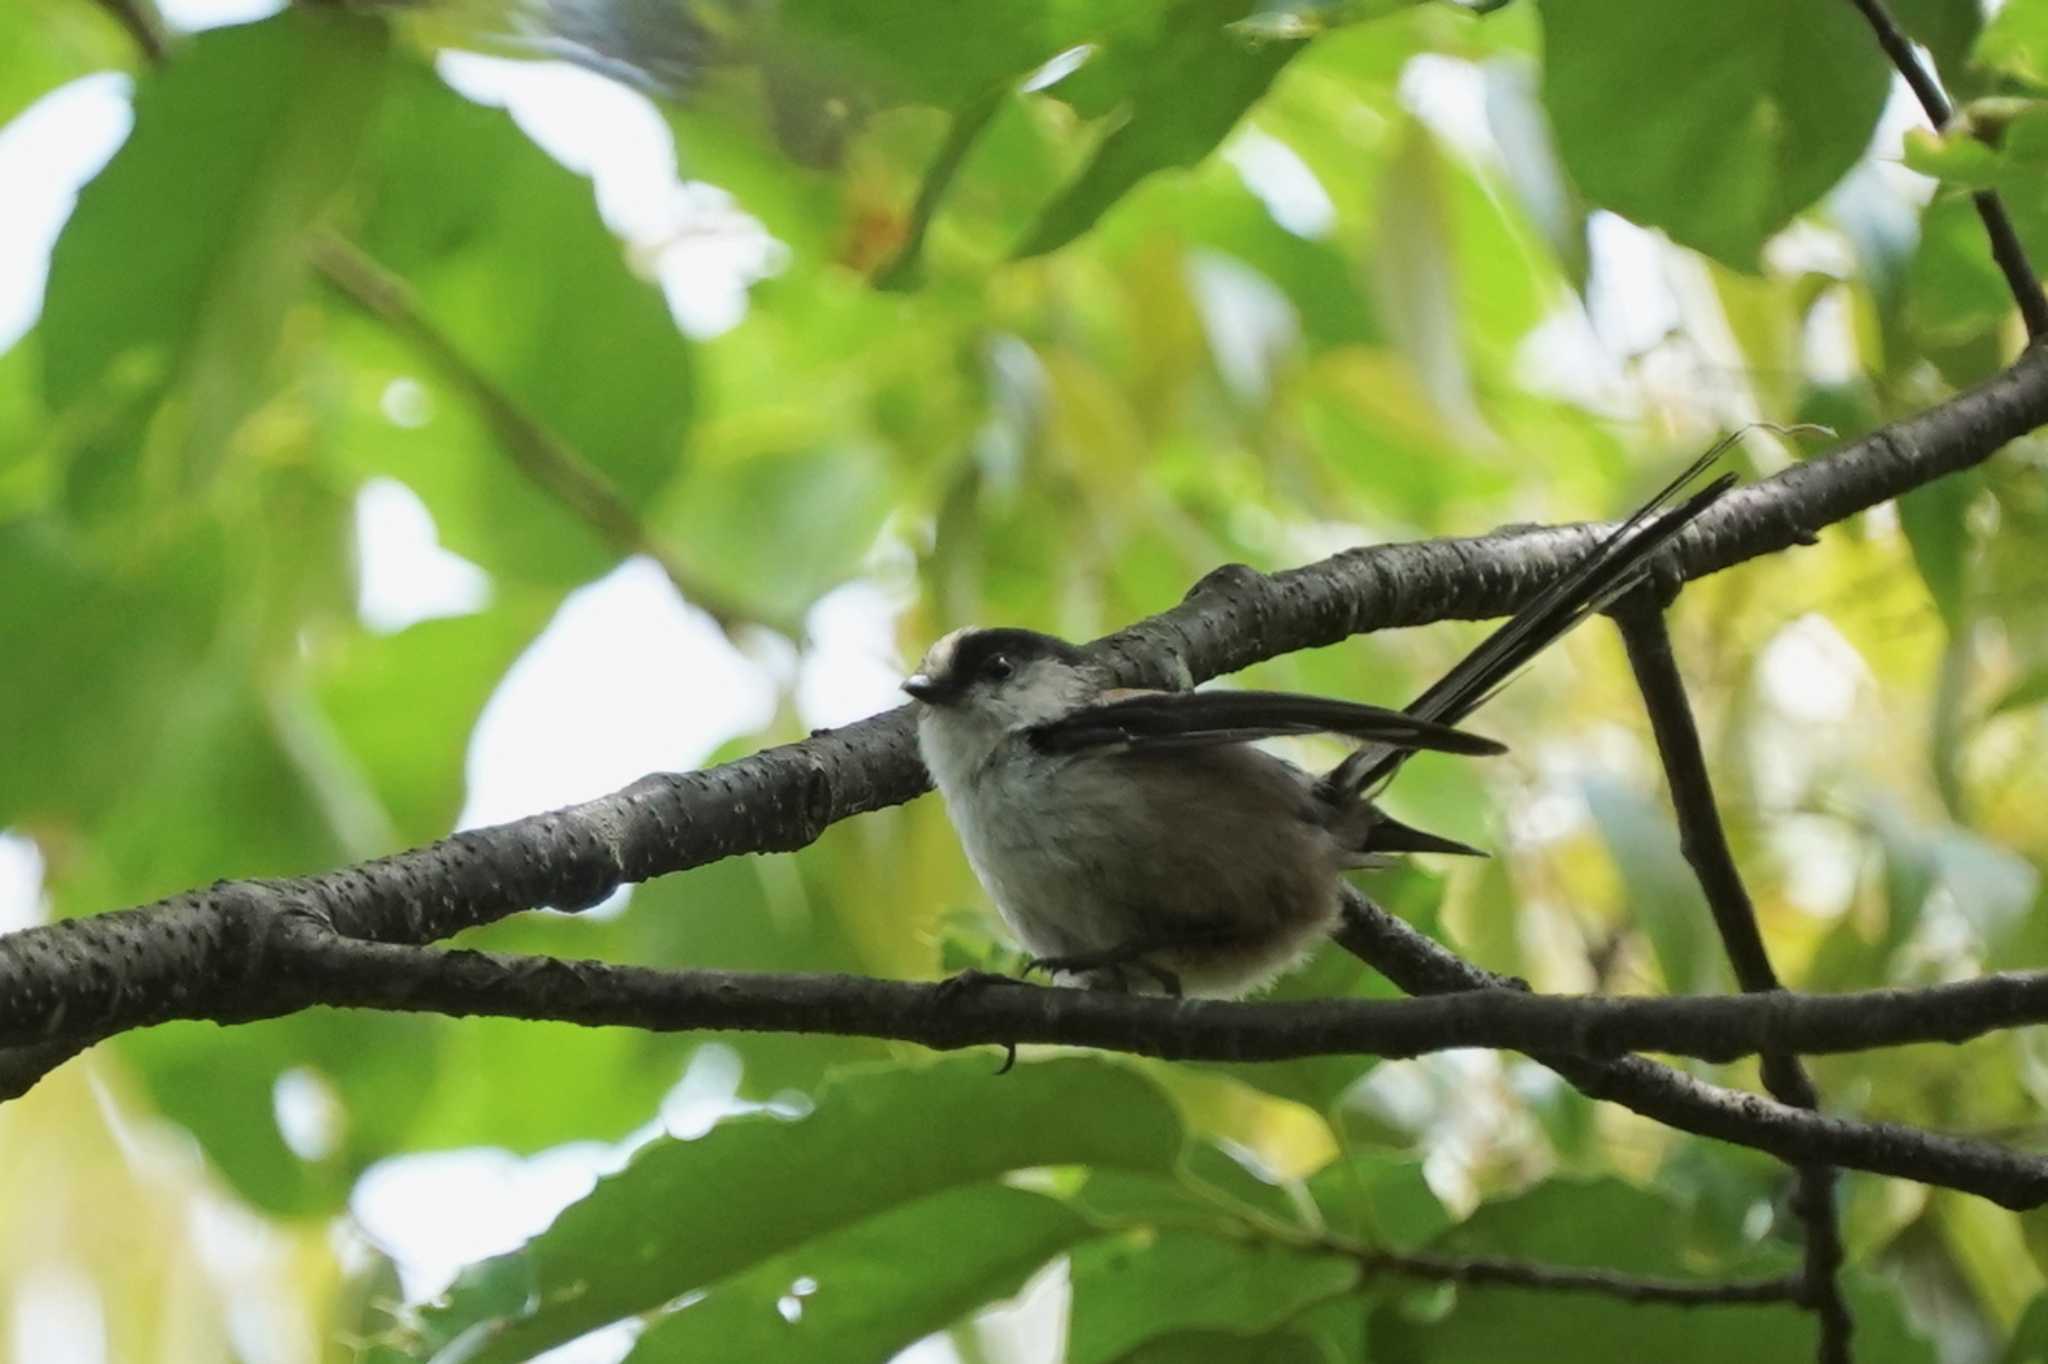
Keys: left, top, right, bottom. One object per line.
{"left": 904, "top": 627, "right": 1098, "bottom": 734}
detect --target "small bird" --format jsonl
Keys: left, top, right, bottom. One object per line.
{"left": 905, "top": 455, "right": 1732, "bottom": 998}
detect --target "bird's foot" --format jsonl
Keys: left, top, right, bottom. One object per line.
{"left": 931, "top": 969, "right": 1033, "bottom": 1074}
{"left": 933, "top": 967, "right": 1034, "bottom": 1005}
{"left": 1025, "top": 946, "right": 1183, "bottom": 997}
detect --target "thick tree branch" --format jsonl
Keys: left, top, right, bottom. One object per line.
{"left": 1839, "top": 0, "right": 2048, "bottom": 341}
{"left": 18, "top": 918, "right": 2048, "bottom": 1205}
{"left": 1616, "top": 595, "right": 1851, "bottom": 1363}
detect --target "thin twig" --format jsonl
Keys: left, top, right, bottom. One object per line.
{"left": 873, "top": 92, "right": 1002, "bottom": 290}
{"left": 1359, "top": 1250, "right": 1802, "bottom": 1307}
{"left": 1230, "top": 1183, "right": 1802, "bottom": 1310}
{"left": 1840, "top": 0, "right": 2048, "bottom": 342}
{"left": 1616, "top": 593, "right": 1852, "bottom": 1363}
{"left": 309, "top": 232, "right": 758, "bottom": 630}
{"left": 94, "top": 0, "right": 169, "bottom": 64}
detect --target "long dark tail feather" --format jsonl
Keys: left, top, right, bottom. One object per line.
{"left": 1319, "top": 445, "right": 1736, "bottom": 805}
{"left": 1359, "top": 812, "right": 1486, "bottom": 858}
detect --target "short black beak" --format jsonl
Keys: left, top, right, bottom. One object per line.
{"left": 902, "top": 674, "right": 943, "bottom": 703}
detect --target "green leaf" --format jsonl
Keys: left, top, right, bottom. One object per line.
{"left": 1903, "top": 127, "right": 2006, "bottom": 190}
{"left": 312, "top": 591, "right": 558, "bottom": 846}
{"left": 1372, "top": 124, "right": 1484, "bottom": 438}
{"left": 1372, "top": 1274, "right": 1928, "bottom": 1363}
{"left": 1484, "top": 56, "right": 1590, "bottom": 290}
{"left": 1307, "top": 1152, "right": 1452, "bottom": 1253}
{"left": 1991, "top": 667, "right": 2048, "bottom": 718}
{"left": 117, "top": 1010, "right": 445, "bottom": 1218}
{"left": 402, "top": 854, "right": 880, "bottom": 1159}
{"left": 1114, "top": 1329, "right": 1333, "bottom": 1364}
{"left": 1165, "top": 169, "right": 1382, "bottom": 349}
{"left": 333, "top": 59, "right": 693, "bottom": 589}
{"left": 1979, "top": 0, "right": 2048, "bottom": 90}
{"left": 1898, "top": 470, "right": 1977, "bottom": 633}
{"left": 1906, "top": 192, "right": 2028, "bottom": 354}
{"left": 1539, "top": 0, "right": 1890, "bottom": 267}
{"left": 1892, "top": 0, "right": 1987, "bottom": 84}
{"left": 428, "top": 1056, "right": 1184, "bottom": 1363}
{"left": 1581, "top": 776, "right": 1722, "bottom": 995}
{"left": 767, "top": 0, "right": 1137, "bottom": 115}
{"left": 0, "top": 0, "right": 133, "bottom": 131}
{"left": 1899, "top": 106, "right": 2048, "bottom": 365}
{"left": 1183, "top": 1140, "right": 1311, "bottom": 1227}
{"left": 2006, "top": 1292, "right": 2048, "bottom": 1363}
{"left": 620, "top": 852, "right": 891, "bottom": 1099}
{"left": 1019, "top": 4, "right": 1308, "bottom": 257}
{"left": 626, "top": 1185, "right": 1093, "bottom": 1363}
{"left": 75, "top": 673, "right": 349, "bottom": 907}
{"left": 1065, "top": 1230, "right": 1358, "bottom": 1364}
{"left": 41, "top": 10, "right": 388, "bottom": 485}
{"left": 1367, "top": 1178, "right": 1859, "bottom": 1364}
{"left": 651, "top": 442, "right": 895, "bottom": 622}
{"left": 1431, "top": 1177, "right": 1748, "bottom": 1271}
{"left": 0, "top": 517, "right": 223, "bottom": 830}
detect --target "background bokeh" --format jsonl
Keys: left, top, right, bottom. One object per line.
{"left": 6, "top": 0, "right": 2048, "bottom": 1359}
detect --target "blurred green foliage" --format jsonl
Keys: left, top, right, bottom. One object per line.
{"left": 5, "top": 0, "right": 2048, "bottom": 1359}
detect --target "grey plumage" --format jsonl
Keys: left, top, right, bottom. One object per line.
{"left": 906, "top": 455, "right": 1732, "bottom": 998}
{"left": 907, "top": 627, "right": 1495, "bottom": 996}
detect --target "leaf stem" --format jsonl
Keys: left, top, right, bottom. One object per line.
{"left": 310, "top": 230, "right": 756, "bottom": 630}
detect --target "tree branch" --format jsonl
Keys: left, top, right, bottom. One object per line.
{"left": 1328, "top": 892, "right": 2048, "bottom": 1208}
{"left": 1616, "top": 594, "right": 1851, "bottom": 1363}
{"left": 1839, "top": 0, "right": 2048, "bottom": 342}
{"left": 309, "top": 231, "right": 760, "bottom": 631}
{"left": 16, "top": 917, "right": 2048, "bottom": 1205}
{"left": 1358, "top": 1251, "right": 1801, "bottom": 1307}
{"left": 4, "top": 347, "right": 2047, "bottom": 1113}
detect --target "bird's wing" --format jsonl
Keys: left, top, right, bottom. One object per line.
{"left": 1026, "top": 688, "right": 1506, "bottom": 757}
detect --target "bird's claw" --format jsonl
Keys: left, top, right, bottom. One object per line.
{"left": 933, "top": 967, "right": 1032, "bottom": 1005}
{"left": 1025, "top": 951, "right": 1183, "bottom": 997}
{"left": 931, "top": 968, "right": 1029, "bottom": 1075}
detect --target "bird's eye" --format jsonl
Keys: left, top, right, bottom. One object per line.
{"left": 984, "top": 654, "right": 1014, "bottom": 681}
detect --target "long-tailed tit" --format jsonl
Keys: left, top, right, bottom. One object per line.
{"left": 905, "top": 455, "right": 1732, "bottom": 997}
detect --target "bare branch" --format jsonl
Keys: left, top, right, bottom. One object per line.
{"left": 1330, "top": 892, "right": 2048, "bottom": 1208}
{"left": 16, "top": 920, "right": 2048, "bottom": 1205}
{"left": 1616, "top": 595, "right": 1850, "bottom": 1362}
{"left": 1839, "top": 0, "right": 2048, "bottom": 342}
